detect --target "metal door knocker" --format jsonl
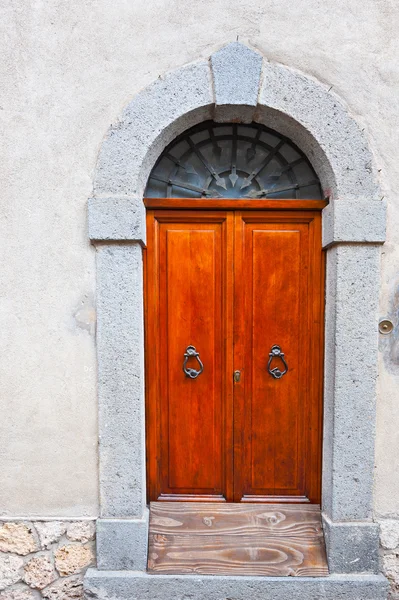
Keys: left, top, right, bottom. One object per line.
{"left": 267, "top": 345, "right": 288, "bottom": 379}
{"left": 183, "top": 345, "right": 204, "bottom": 379}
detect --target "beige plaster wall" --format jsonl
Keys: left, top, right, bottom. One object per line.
{"left": 1, "top": 0, "right": 398, "bottom": 517}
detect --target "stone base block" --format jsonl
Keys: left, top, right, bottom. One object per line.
{"left": 84, "top": 570, "right": 388, "bottom": 600}
{"left": 323, "top": 514, "right": 380, "bottom": 574}
{"left": 96, "top": 513, "right": 149, "bottom": 571}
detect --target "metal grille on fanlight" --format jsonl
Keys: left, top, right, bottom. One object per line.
{"left": 145, "top": 121, "right": 322, "bottom": 199}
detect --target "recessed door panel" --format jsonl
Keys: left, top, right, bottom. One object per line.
{"left": 252, "top": 229, "right": 301, "bottom": 492}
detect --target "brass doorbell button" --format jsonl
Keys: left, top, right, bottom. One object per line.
{"left": 379, "top": 319, "right": 394, "bottom": 335}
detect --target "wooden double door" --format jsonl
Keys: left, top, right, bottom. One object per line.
{"left": 145, "top": 207, "right": 324, "bottom": 504}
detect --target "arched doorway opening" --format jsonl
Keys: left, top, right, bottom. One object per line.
{"left": 144, "top": 121, "right": 326, "bottom": 505}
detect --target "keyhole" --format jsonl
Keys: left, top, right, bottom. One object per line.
{"left": 234, "top": 370, "right": 241, "bottom": 383}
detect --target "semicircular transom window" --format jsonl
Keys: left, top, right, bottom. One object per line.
{"left": 145, "top": 121, "right": 323, "bottom": 199}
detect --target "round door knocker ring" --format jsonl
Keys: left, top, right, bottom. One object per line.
{"left": 267, "top": 345, "right": 288, "bottom": 380}
{"left": 183, "top": 345, "right": 204, "bottom": 379}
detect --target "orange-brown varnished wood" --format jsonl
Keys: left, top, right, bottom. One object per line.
{"left": 145, "top": 205, "right": 324, "bottom": 504}
{"left": 144, "top": 198, "right": 328, "bottom": 211}
{"left": 233, "top": 211, "right": 323, "bottom": 503}
{"left": 148, "top": 501, "right": 329, "bottom": 576}
{"left": 146, "top": 211, "right": 234, "bottom": 501}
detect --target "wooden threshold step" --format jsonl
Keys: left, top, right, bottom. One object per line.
{"left": 147, "top": 501, "right": 329, "bottom": 577}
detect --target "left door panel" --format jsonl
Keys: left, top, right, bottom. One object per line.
{"left": 146, "top": 211, "right": 234, "bottom": 501}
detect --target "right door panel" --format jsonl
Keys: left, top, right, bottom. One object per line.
{"left": 233, "top": 212, "right": 323, "bottom": 503}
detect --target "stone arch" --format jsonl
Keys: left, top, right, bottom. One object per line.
{"left": 87, "top": 42, "right": 387, "bottom": 589}
{"left": 90, "top": 42, "right": 385, "bottom": 246}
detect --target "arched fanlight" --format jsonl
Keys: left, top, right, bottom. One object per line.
{"left": 145, "top": 121, "right": 322, "bottom": 199}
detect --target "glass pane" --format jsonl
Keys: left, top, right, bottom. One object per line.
{"left": 278, "top": 143, "right": 301, "bottom": 162}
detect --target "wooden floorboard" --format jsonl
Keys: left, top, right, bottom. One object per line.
{"left": 148, "top": 502, "right": 329, "bottom": 577}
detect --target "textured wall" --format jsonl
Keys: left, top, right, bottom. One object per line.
{"left": 0, "top": 520, "right": 95, "bottom": 599}
{"left": 1, "top": 0, "right": 398, "bottom": 525}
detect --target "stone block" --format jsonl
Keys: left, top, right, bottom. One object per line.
{"left": 66, "top": 522, "right": 96, "bottom": 544}
{"left": 258, "top": 60, "right": 380, "bottom": 203}
{"left": 96, "top": 515, "right": 149, "bottom": 571}
{"left": 322, "top": 244, "right": 381, "bottom": 521}
{"left": 211, "top": 42, "right": 262, "bottom": 122}
{"left": 35, "top": 522, "right": 66, "bottom": 550}
{"left": 84, "top": 570, "right": 389, "bottom": 600}
{"left": 322, "top": 199, "right": 386, "bottom": 247}
{"left": 94, "top": 61, "right": 213, "bottom": 197}
{"left": 0, "top": 587, "right": 38, "bottom": 600}
{"left": 88, "top": 197, "right": 146, "bottom": 244}
{"left": 381, "top": 552, "right": 399, "bottom": 595}
{"left": 42, "top": 575, "right": 83, "bottom": 600}
{"left": 96, "top": 243, "right": 146, "bottom": 518}
{"left": 55, "top": 544, "right": 95, "bottom": 577}
{"left": 380, "top": 520, "right": 399, "bottom": 551}
{"left": 0, "top": 555, "right": 24, "bottom": 591}
{"left": 0, "top": 524, "right": 37, "bottom": 556}
{"left": 23, "top": 556, "right": 56, "bottom": 590}
{"left": 323, "top": 515, "right": 380, "bottom": 574}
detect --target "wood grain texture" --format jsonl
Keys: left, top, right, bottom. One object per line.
{"left": 148, "top": 502, "right": 329, "bottom": 577}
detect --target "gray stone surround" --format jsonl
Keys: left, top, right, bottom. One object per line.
{"left": 87, "top": 42, "right": 387, "bottom": 598}
{"left": 84, "top": 571, "right": 389, "bottom": 600}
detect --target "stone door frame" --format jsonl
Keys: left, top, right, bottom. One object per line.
{"left": 87, "top": 43, "right": 386, "bottom": 575}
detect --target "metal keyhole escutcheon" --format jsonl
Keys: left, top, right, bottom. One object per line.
{"left": 267, "top": 345, "right": 288, "bottom": 379}
{"left": 183, "top": 345, "right": 204, "bottom": 379}
{"left": 234, "top": 370, "right": 241, "bottom": 383}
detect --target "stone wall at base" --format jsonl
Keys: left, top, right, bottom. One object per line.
{"left": 379, "top": 520, "right": 399, "bottom": 600}
{"left": 2, "top": 517, "right": 399, "bottom": 598}
{"left": 0, "top": 521, "right": 95, "bottom": 600}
